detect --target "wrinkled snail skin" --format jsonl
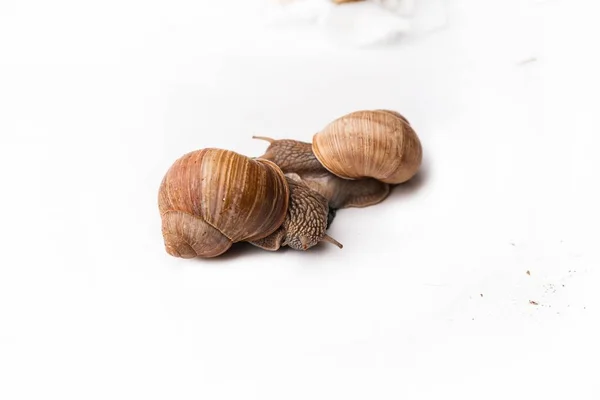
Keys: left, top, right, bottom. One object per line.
{"left": 249, "top": 175, "right": 342, "bottom": 251}
{"left": 253, "top": 109, "right": 421, "bottom": 209}
{"left": 158, "top": 148, "right": 342, "bottom": 259}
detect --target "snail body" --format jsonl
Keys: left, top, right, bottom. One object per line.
{"left": 158, "top": 109, "right": 421, "bottom": 259}
{"left": 158, "top": 148, "right": 342, "bottom": 259}
{"left": 254, "top": 109, "right": 422, "bottom": 209}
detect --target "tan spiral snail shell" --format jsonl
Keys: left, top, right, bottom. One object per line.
{"left": 254, "top": 109, "right": 423, "bottom": 209}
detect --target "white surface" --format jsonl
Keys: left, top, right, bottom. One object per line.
{"left": 261, "top": 0, "right": 442, "bottom": 47}
{"left": 1, "top": 0, "right": 599, "bottom": 399}
{"left": 263, "top": 0, "right": 446, "bottom": 47}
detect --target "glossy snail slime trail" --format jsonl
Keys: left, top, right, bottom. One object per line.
{"left": 158, "top": 109, "right": 422, "bottom": 259}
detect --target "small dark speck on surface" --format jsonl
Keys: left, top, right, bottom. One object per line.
{"left": 480, "top": 294, "right": 483, "bottom": 297}
{"left": 526, "top": 270, "right": 531, "bottom": 276}
{"left": 510, "top": 242, "right": 516, "bottom": 246}
{"left": 529, "top": 300, "right": 539, "bottom": 305}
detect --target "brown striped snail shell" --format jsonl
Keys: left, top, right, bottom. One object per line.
{"left": 158, "top": 148, "right": 342, "bottom": 259}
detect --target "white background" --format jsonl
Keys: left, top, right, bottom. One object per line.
{"left": 1, "top": 0, "right": 599, "bottom": 399}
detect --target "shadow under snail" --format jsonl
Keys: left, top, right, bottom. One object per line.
{"left": 158, "top": 109, "right": 422, "bottom": 259}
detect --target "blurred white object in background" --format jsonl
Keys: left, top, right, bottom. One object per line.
{"left": 262, "top": 0, "right": 447, "bottom": 47}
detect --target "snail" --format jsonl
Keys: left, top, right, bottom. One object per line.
{"left": 158, "top": 148, "right": 343, "bottom": 259}
{"left": 252, "top": 109, "right": 422, "bottom": 210}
